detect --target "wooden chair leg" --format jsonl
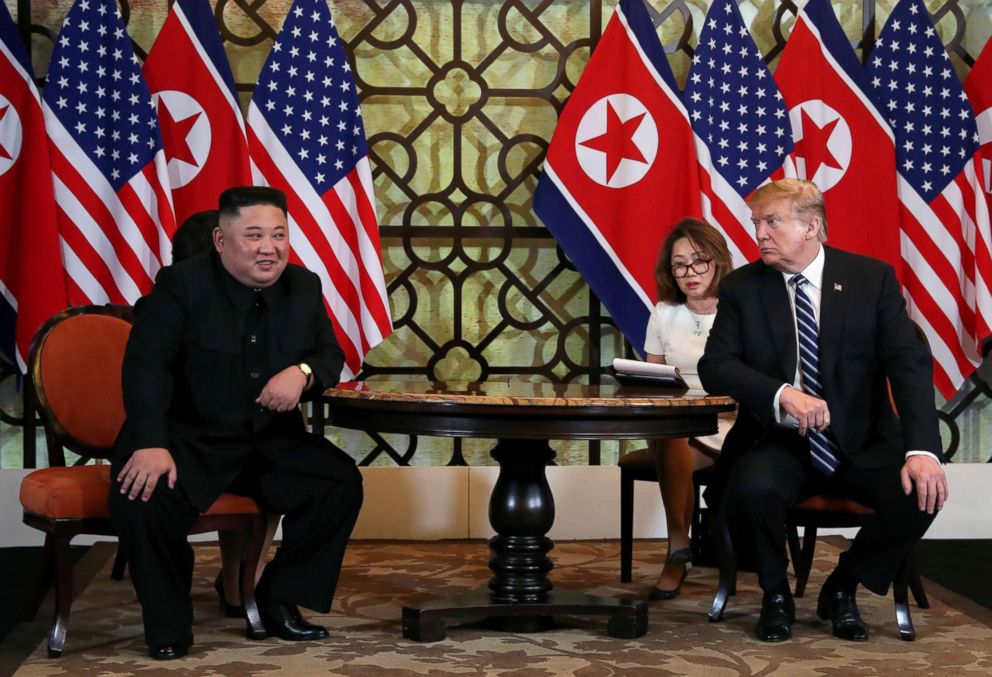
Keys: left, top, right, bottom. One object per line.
{"left": 19, "top": 533, "right": 55, "bottom": 622}
{"left": 689, "top": 482, "right": 704, "bottom": 565}
{"left": 906, "top": 550, "right": 930, "bottom": 609}
{"left": 47, "top": 532, "right": 75, "bottom": 657}
{"left": 786, "top": 522, "right": 801, "bottom": 582}
{"left": 708, "top": 514, "right": 736, "bottom": 622}
{"left": 620, "top": 469, "right": 635, "bottom": 583}
{"left": 110, "top": 546, "right": 127, "bottom": 581}
{"left": 693, "top": 506, "right": 710, "bottom": 566}
{"left": 794, "top": 524, "right": 818, "bottom": 598}
{"left": 892, "top": 556, "right": 916, "bottom": 641}
{"left": 243, "top": 514, "right": 268, "bottom": 640}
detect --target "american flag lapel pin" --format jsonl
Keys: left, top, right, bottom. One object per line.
{"left": 834, "top": 283, "right": 843, "bottom": 292}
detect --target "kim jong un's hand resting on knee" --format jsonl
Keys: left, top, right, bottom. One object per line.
{"left": 117, "top": 448, "right": 178, "bottom": 501}
{"left": 255, "top": 366, "right": 308, "bottom": 413}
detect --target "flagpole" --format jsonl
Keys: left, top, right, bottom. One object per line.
{"left": 16, "top": 0, "right": 29, "bottom": 57}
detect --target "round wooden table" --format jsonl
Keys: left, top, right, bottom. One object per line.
{"left": 323, "top": 379, "right": 735, "bottom": 642}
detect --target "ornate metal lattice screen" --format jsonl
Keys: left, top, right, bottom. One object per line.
{"left": 1, "top": 0, "right": 990, "bottom": 468}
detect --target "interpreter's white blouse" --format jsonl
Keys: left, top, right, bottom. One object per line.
{"left": 644, "top": 301, "right": 729, "bottom": 451}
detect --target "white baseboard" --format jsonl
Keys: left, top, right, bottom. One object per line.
{"left": 1, "top": 463, "right": 988, "bottom": 547}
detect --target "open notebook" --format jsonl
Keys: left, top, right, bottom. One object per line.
{"left": 611, "top": 358, "right": 688, "bottom": 388}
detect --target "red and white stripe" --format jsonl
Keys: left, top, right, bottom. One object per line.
{"left": 247, "top": 107, "right": 391, "bottom": 380}
{"left": 695, "top": 141, "right": 760, "bottom": 268}
{"left": 43, "top": 107, "right": 174, "bottom": 305}
{"left": 898, "top": 163, "right": 992, "bottom": 395}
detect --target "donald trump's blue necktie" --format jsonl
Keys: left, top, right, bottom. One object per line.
{"left": 793, "top": 274, "right": 840, "bottom": 475}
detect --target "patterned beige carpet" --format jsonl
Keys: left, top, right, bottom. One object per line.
{"left": 7, "top": 538, "right": 992, "bottom": 676}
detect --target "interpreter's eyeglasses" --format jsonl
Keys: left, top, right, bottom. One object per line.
{"left": 670, "top": 258, "right": 712, "bottom": 278}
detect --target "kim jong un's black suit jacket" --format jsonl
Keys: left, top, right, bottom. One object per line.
{"left": 114, "top": 252, "right": 346, "bottom": 511}
{"left": 698, "top": 246, "right": 943, "bottom": 485}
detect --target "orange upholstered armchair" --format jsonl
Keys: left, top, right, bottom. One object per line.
{"left": 18, "top": 305, "right": 270, "bottom": 656}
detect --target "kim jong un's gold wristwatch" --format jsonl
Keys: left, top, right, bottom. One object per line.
{"left": 297, "top": 362, "right": 312, "bottom": 388}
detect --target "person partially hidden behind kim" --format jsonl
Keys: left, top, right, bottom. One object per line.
{"left": 698, "top": 179, "right": 948, "bottom": 643}
{"left": 109, "top": 186, "right": 363, "bottom": 660}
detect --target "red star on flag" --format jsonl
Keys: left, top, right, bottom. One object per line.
{"left": 798, "top": 109, "right": 842, "bottom": 179}
{"left": 579, "top": 101, "right": 646, "bottom": 182}
{"left": 157, "top": 99, "right": 201, "bottom": 166}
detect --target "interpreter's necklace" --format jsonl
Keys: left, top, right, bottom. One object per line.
{"left": 686, "top": 300, "right": 718, "bottom": 337}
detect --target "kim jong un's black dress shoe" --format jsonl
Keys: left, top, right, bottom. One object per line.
{"left": 257, "top": 597, "right": 329, "bottom": 641}
{"left": 755, "top": 590, "right": 795, "bottom": 642}
{"left": 817, "top": 586, "right": 870, "bottom": 641}
{"left": 148, "top": 643, "right": 189, "bottom": 660}
{"left": 148, "top": 631, "right": 192, "bottom": 660}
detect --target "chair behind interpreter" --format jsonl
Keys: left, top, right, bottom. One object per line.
{"left": 618, "top": 446, "right": 715, "bottom": 582}
{"left": 18, "top": 305, "right": 269, "bottom": 656}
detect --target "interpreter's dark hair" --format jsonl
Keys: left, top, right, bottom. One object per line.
{"left": 218, "top": 186, "right": 288, "bottom": 219}
{"left": 171, "top": 210, "right": 218, "bottom": 263}
{"left": 655, "top": 218, "right": 733, "bottom": 305}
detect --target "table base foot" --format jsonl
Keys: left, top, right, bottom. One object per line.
{"left": 401, "top": 589, "right": 648, "bottom": 642}
{"left": 607, "top": 609, "right": 649, "bottom": 639}
{"left": 402, "top": 615, "right": 447, "bottom": 642}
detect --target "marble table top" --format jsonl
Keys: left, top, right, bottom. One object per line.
{"left": 324, "top": 378, "right": 735, "bottom": 409}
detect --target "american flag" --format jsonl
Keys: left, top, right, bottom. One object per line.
{"left": 0, "top": 1, "right": 67, "bottom": 371}
{"left": 867, "top": 0, "right": 992, "bottom": 397}
{"left": 42, "top": 0, "right": 175, "bottom": 306}
{"left": 144, "top": 0, "right": 251, "bottom": 227}
{"left": 247, "top": 0, "right": 391, "bottom": 380}
{"left": 684, "top": 0, "right": 792, "bottom": 266}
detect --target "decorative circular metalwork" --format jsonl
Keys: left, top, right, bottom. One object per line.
{"left": 3, "top": 0, "right": 989, "bottom": 469}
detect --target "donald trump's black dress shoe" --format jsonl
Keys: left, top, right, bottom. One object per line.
{"left": 755, "top": 590, "right": 795, "bottom": 642}
{"left": 817, "top": 586, "right": 869, "bottom": 641}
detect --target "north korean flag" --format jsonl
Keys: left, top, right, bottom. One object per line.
{"left": 776, "top": 0, "right": 902, "bottom": 277}
{"left": 966, "top": 38, "right": 992, "bottom": 215}
{"left": 144, "top": 0, "right": 251, "bottom": 227}
{"left": 0, "top": 3, "right": 67, "bottom": 371}
{"left": 534, "top": 0, "right": 701, "bottom": 351}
